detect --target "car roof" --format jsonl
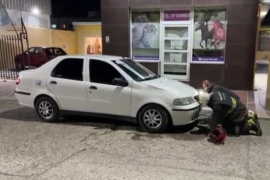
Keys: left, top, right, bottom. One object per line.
{"left": 59, "top": 54, "right": 128, "bottom": 61}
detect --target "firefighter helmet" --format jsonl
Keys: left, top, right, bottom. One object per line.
{"left": 208, "top": 124, "right": 227, "bottom": 144}
{"left": 198, "top": 90, "right": 211, "bottom": 104}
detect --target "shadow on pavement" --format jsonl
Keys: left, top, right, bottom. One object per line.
{"left": 0, "top": 107, "right": 199, "bottom": 135}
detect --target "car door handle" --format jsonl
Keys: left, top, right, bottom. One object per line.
{"left": 89, "top": 86, "right": 97, "bottom": 90}
{"left": 50, "top": 81, "right": 57, "bottom": 84}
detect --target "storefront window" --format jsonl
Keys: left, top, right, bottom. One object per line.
{"left": 131, "top": 11, "right": 160, "bottom": 61}
{"left": 192, "top": 8, "right": 227, "bottom": 63}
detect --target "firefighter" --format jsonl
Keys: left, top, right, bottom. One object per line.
{"left": 202, "top": 80, "right": 240, "bottom": 100}
{"left": 198, "top": 90, "right": 262, "bottom": 136}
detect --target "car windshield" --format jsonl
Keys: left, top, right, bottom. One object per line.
{"left": 113, "top": 59, "right": 160, "bottom": 81}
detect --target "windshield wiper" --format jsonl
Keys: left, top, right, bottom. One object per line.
{"left": 140, "top": 74, "right": 160, "bottom": 81}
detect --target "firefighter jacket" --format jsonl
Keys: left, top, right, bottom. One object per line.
{"left": 207, "top": 84, "right": 240, "bottom": 100}
{"left": 207, "top": 91, "right": 247, "bottom": 128}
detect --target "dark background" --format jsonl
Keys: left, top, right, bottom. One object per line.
{"left": 51, "top": 0, "right": 100, "bottom": 18}
{"left": 262, "top": 10, "right": 270, "bottom": 27}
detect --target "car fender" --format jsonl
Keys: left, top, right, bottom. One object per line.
{"left": 33, "top": 90, "right": 63, "bottom": 110}
{"left": 130, "top": 82, "right": 176, "bottom": 118}
{"left": 131, "top": 98, "right": 172, "bottom": 119}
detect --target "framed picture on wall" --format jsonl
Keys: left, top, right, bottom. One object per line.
{"left": 192, "top": 7, "right": 227, "bottom": 64}
{"left": 131, "top": 10, "right": 160, "bottom": 61}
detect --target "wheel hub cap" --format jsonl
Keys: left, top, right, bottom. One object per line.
{"left": 38, "top": 101, "right": 53, "bottom": 119}
{"left": 143, "top": 109, "right": 162, "bottom": 129}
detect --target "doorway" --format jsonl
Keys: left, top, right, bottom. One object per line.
{"left": 254, "top": 4, "right": 270, "bottom": 92}
{"left": 254, "top": 59, "right": 268, "bottom": 92}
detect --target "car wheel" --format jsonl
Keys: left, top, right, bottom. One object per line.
{"left": 138, "top": 104, "right": 169, "bottom": 133}
{"left": 15, "top": 61, "right": 24, "bottom": 71}
{"left": 35, "top": 97, "right": 60, "bottom": 122}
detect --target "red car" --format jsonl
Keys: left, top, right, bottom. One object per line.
{"left": 14, "top": 46, "right": 67, "bottom": 70}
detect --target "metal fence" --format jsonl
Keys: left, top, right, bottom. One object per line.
{"left": 0, "top": 32, "right": 28, "bottom": 80}
{"left": 0, "top": 1, "right": 29, "bottom": 80}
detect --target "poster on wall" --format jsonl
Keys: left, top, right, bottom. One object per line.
{"left": 192, "top": 8, "right": 227, "bottom": 63}
{"left": 85, "top": 37, "right": 102, "bottom": 55}
{"left": 131, "top": 11, "right": 160, "bottom": 61}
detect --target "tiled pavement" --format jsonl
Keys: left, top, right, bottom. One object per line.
{"left": 239, "top": 90, "right": 270, "bottom": 119}
{"left": 1, "top": 80, "right": 270, "bottom": 119}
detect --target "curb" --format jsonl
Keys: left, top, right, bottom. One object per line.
{"left": 0, "top": 79, "right": 15, "bottom": 82}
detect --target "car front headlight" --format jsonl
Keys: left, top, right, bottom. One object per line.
{"left": 173, "top": 97, "right": 195, "bottom": 106}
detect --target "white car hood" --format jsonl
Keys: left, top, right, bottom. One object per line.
{"left": 140, "top": 77, "right": 198, "bottom": 97}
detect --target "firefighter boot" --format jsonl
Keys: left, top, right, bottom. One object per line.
{"left": 248, "top": 116, "right": 262, "bottom": 136}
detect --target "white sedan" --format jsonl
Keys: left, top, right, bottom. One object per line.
{"left": 15, "top": 55, "right": 202, "bottom": 133}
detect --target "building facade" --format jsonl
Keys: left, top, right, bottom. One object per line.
{"left": 1, "top": 0, "right": 51, "bottom": 28}
{"left": 101, "top": 0, "right": 259, "bottom": 90}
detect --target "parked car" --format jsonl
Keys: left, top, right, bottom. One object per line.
{"left": 15, "top": 55, "right": 202, "bottom": 133}
{"left": 14, "top": 46, "right": 67, "bottom": 70}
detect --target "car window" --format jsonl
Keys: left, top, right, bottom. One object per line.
{"left": 90, "top": 59, "right": 122, "bottom": 85}
{"left": 25, "top": 47, "right": 35, "bottom": 54}
{"left": 45, "top": 48, "right": 54, "bottom": 56}
{"left": 51, "top": 58, "right": 84, "bottom": 81}
{"left": 35, "top": 47, "right": 43, "bottom": 54}
{"left": 45, "top": 48, "right": 67, "bottom": 56}
{"left": 54, "top": 48, "right": 66, "bottom": 55}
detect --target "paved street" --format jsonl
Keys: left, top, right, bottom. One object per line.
{"left": 0, "top": 81, "right": 270, "bottom": 180}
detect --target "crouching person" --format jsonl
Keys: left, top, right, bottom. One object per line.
{"left": 198, "top": 90, "right": 262, "bottom": 137}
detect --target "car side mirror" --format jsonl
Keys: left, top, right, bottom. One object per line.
{"left": 113, "top": 78, "right": 128, "bottom": 87}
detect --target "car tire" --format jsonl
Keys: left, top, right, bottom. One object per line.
{"left": 138, "top": 104, "right": 169, "bottom": 133}
{"left": 35, "top": 97, "right": 60, "bottom": 122}
{"left": 15, "top": 61, "right": 24, "bottom": 71}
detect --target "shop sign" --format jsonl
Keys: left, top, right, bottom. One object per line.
{"left": 164, "top": 10, "right": 190, "bottom": 21}
{"left": 192, "top": 57, "right": 224, "bottom": 62}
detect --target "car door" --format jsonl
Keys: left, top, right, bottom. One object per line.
{"left": 46, "top": 57, "right": 88, "bottom": 112}
{"left": 22, "top": 47, "right": 36, "bottom": 67}
{"left": 32, "top": 47, "right": 46, "bottom": 67}
{"left": 86, "top": 59, "right": 132, "bottom": 116}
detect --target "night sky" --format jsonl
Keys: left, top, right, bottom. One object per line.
{"left": 51, "top": 0, "right": 100, "bottom": 18}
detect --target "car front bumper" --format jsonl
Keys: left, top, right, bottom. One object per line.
{"left": 169, "top": 102, "right": 202, "bottom": 126}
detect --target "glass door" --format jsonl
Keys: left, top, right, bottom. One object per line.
{"left": 161, "top": 25, "right": 191, "bottom": 80}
